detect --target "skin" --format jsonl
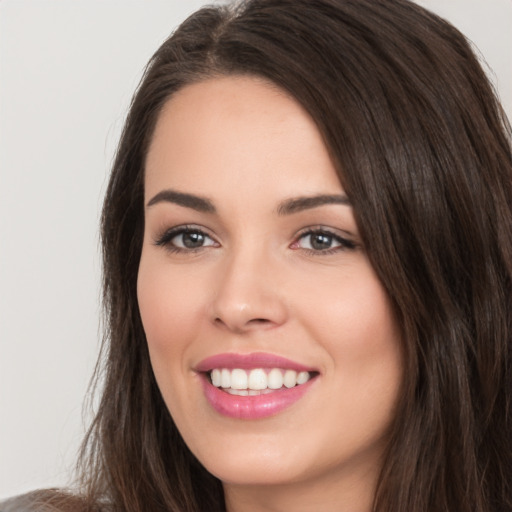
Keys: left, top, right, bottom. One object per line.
{"left": 137, "top": 76, "right": 403, "bottom": 512}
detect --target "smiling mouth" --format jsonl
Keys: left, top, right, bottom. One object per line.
{"left": 197, "top": 354, "right": 319, "bottom": 418}
{"left": 208, "top": 368, "right": 318, "bottom": 396}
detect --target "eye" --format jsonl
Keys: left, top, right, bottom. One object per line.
{"left": 155, "top": 226, "right": 218, "bottom": 252}
{"left": 172, "top": 230, "right": 215, "bottom": 249}
{"left": 292, "top": 228, "right": 356, "bottom": 253}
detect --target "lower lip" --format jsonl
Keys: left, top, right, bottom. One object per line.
{"left": 200, "top": 375, "right": 316, "bottom": 419}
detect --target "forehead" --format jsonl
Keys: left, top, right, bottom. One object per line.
{"left": 144, "top": 76, "right": 343, "bottom": 202}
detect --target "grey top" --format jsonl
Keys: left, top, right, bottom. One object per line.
{"left": 0, "top": 491, "right": 92, "bottom": 512}
{"left": 0, "top": 493, "right": 42, "bottom": 512}
{"left": 0, "top": 495, "right": 40, "bottom": 512}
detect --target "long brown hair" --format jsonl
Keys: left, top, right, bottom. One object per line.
{"left": 74, "top": 0, "right": 512, "bottom": 511}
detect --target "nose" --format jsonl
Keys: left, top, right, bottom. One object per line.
{"left": 209, "top": 250, "right": 288, "bottom": 334}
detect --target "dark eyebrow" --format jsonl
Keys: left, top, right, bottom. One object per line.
{"left": 146, "top": 189, "right": 216, "bottom": 213}
{"left": 277, "top": 194, "right": 351, "bottom": 215}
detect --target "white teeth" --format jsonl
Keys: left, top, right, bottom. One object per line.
{"left": 227, "top": 388, "right": 275, "bottom": 396}
{"left": 227, "top": 388, "right": 249, "bottom": 396}
{"left": 248, "top": 368, "right": 267, "bottom": 390}
{"left": 283, "top": 369, "right": 297, "bottom": 388}
{"left": 231, "top": 369, "right": 248, "bottom": 390}
{"left": 267, "top": 368, "right": 284, "bottom": 389}
{"left": 221, "top": 368, "right": 231, "bottom": 388}
{"left": 297, "top": 371, "right": 310, "bottom": 385}
{"left": 211, "top": 368, "right": 221, "bottom": 387}
{"left": 209, "top": 367, "right": 312, "bottom": 391}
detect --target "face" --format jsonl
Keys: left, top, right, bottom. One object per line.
{"left": 138, "top": 76, "right": 402, "bottom": 499}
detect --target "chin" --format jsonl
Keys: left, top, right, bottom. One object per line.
{"left": 180, "top": 424, "right": 308, "bottom": 485}
{"left": 202, "top": 451, "right": 307, "bottom": 486}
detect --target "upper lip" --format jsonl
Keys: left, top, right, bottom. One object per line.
{"left": 195, "top": 352, "right": 317, "bottom": 373}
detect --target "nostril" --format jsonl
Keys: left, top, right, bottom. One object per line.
{"left": 213, "top": 316, "right": 273, "bottom": 332}
{"left": 214, "top": 317, "right": 269, "bottom": 324}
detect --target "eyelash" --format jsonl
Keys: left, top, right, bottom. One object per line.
{"left": 154, "top": 225, "right": 217, "bottom": 254}
{"left": 292, "top": 227, "right": 357, "bottom": 255}
{"left": 154, "top": 225, "right": 357, "bottom": 255}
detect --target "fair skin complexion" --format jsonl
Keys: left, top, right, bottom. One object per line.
{"left": 137, "top": 76, "right": 403, "bottom": 512}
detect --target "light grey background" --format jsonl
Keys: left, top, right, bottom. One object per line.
{"left": 1, "top": 0, "right": 511, "bottom": 500}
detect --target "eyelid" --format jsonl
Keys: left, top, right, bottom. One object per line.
{"left": 153, "top": 224, "right": 219, "bottom": 250}
{"left": 294, "top": 224, "right": 355, "bottom": 238}
{"left": 290, "top": 225, "right": 358, "bottom": 253}
{"left": 152, "top": 223, "right": 357, "bottom": 254}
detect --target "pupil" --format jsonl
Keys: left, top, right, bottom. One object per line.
{"left": 183, "top": 231, "right": 204, "bottom": 248}
{"left": 311, "top": 233, "right": 332, "bottom": 250}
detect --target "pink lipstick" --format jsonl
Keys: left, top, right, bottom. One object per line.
{"left": 195, "top": 352, "right": 318, "bottom": 419}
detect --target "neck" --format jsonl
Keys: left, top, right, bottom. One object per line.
{"left": 223, "top": 461, "right": 378, "bottom": 512}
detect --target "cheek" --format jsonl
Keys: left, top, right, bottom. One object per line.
{"left": 300, "top": 262, "right": 402, "bottom": 388}
{"left": 313, "top": 275, "right": 402, "bottom": 449}
{"left": 136, "top": 253, "right": 209, "bottom": 423}
{"left": 136, "top": 253, "right": 204, "bottom": 362}
{"left": 303, "top": 262, "right": 397, "bottom": 340}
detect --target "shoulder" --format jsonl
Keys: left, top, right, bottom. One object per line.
{"left": 0, "top": 491, "right": 42, "bottom": 512}
{"left": 0, "top": 490, "right": 100, "bottom": 512}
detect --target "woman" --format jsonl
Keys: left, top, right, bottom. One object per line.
{"left": 3, "top": 0, "right": 511, "bottom": 510}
